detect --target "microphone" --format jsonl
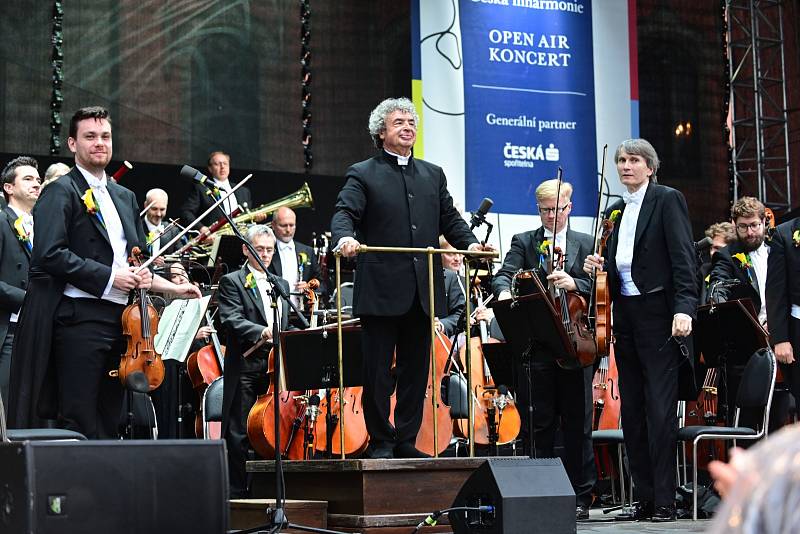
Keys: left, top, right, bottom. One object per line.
{"left": 469, "top": 197, "right": 494, "bottom": 229}
{"left": 694, "top": 236, "right": 713, "bottom": 251}
{"left": 179, "top": 165, "right": 212, "bottom": 185}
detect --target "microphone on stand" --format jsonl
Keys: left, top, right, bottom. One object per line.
{"left": 694, "top": 236, "right": 713, "bottom": 252}
{"left": 469, "top": 198, "right": 494, "bottom": 230}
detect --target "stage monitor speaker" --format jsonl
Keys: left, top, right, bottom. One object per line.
{"left": 0, "top": 439, "right": 228, "bottom": 534}
{"left": 449, "top": 457, "right": 576, "bottom": 534}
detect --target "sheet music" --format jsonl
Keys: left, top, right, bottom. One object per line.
{"left": 155, "top": 295, "right": 211, "bottom": 362}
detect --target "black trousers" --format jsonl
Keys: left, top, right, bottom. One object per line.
{"left": 514, "top": 355, "right": 596, "bottom": 506}
{"left": 52, "top": 297, "right": 126, "bottom": 439}
{"left": 360, "top": 298, "right": 430, "bottom": 446}
{"left": 778, "top": 317, "right": 800, "bottom": 403}
{"left": 226, "top": 354, "right": 269, "bottom": 498}
{"left": 613, "top": 292, "right": 681, "bottom": 507}
{"left": 0, "top": 323, "right": 15, "bottom": 409}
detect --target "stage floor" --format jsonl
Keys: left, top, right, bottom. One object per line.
{"left": 578, "top": 511, "right": 711, "bottom": 533}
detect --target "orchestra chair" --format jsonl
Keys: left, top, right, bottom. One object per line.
{"left": 677, "top": 347, "right": 777, "bottom": 520}
{"left": 203, "top": 376, "right": 225, "bottom": 439}
{"left": 591, "top": 428, "right": 633, "bottom": 510}
{"left": 0, "top": 394, "right": 86, "bottom": 443}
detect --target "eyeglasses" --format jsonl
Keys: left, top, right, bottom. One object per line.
{"left": 254, "top": 247, "right": 275, "bottom": 254}
{"left": 736, "top": 221, "right": 763, "bottom": 232}
{"left": 537, "top": 204, "right": 570, "bottom": 215}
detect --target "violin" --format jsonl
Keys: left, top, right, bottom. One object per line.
{"left": 117, "top": 246, "right": 165, "bottom": 390}
{"left": 186, "top": 311, "right": 226, "bottom": 438}
{"left": 588, "top": 144, "right": 612, "bottom": 358}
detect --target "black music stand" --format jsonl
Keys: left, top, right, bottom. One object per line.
{"left": 209, "top": 234, "right": 245, "bottom": 271}
{"left": 695, "top": 299, "right": 767, "bottom": 368}
{"left": 281, "top": 326, "right": 364, "bottom": 460}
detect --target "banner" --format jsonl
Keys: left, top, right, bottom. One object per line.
{"left": 460, "top": 0, "right": 597, "bottom": 216}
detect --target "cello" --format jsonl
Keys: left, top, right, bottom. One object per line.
{"left": 186, "top": 310, "right": 225, "bottom": 438}
{"left": 117, "top": 246, "right": 165, "bottom": 391}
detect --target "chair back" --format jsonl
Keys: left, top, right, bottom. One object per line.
{"left": 0, "top": 394, "right": 8, "bottom": 442}
{"left": 733, "top": 347, "right": 776, "bottom": 434}
{"left": 203, "top": 376, "right": 225, "bottom": 423}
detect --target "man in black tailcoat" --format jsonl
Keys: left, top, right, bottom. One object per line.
{"left": 180, "top": 150, "right": 255, "bottom": 236}
{"left": 585, "top": 139, "right": 697, "bottom": 522}
{"left": 8, "top": 106, "right": 200, "bottom": 437}
{"left": 492, "top": 178, "right": 596, "bottom": 520}
{"left": 330, "top": 97, "right": 488, "bottom": 459}
{"left": 142, "top": 187, "right": 184, "bottom": 267}
{"left": 766, "top": 216, "right": 800, "bottom": 403}
{"left": 0, "top": 156, "right": 41, "bottom": 407}
{"left": 218, "top": 225, "right": 290, "bottom": 497}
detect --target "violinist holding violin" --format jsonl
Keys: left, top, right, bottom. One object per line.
{"left": 492, "top": 178, "right": 596, "bottom": 521}
{"left": 8, "top": 106, "right": 201, "bottom": 439}
{"left": 583, "top": 139, "right": 697, "bottom": 523}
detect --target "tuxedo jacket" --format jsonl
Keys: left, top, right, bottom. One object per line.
{"left": 330, "top": 151, "right": 477, "bottom": 317}
{"left": 492, "top": 226, "right": 594, "bottom": 298}
{"left": 268, "top": 240, "right": 321, "bottom": 284}
{"left": 217, "top": 265, "right": 290, "bottom": 436}
{"left": 604, "top": 184, "right": 698, "bottom": 318}
{"left": 0, "top": 206, "right": 31, "bottom": 345}
{"left": 439, "top": 269, "right": 466, "bottom": 337}
{"left": 146, "top": 223, "right": 184, "bottom": 257}
{"left": 766, "top": 218, "right": 800, "bottom": 346}
{"left": 180, "top": 180, "right": 253, "bottom": 228}
{"left": 708, "top": 240, "right": 763, "bottom": 314}
{"left": 8, "top": 166, "right": 147, "bottom": 426}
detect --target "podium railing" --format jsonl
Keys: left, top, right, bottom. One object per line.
{"left": 333, "top": 245, "right": 498, "bottom": 459}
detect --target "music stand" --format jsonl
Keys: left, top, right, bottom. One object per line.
{"left": 695, "top": 299, "right": 768, "bottom": 369}
{"left": 281, "top": 325, "right": 364, "bottom": 460}
{"left": 207, "top": 234, "right": 245, "bottom": 270}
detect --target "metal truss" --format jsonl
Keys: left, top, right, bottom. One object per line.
{"left": 726, "top": 0, "right": 792, "bottom": 212}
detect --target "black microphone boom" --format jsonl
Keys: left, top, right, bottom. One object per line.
{"left": 469, "top": 197, "right": 494, "bottom": 230}
{"left": 694, "top": 236, "right": 713, "bottom": 251}
{"left": 179, "top": 165, "right": 211, "bottom": 185}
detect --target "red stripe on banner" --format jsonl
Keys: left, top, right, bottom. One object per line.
{"left": 628, "top": 0, "right": 639, "bottom": 101}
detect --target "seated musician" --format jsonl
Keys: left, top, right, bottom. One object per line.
{"left": 142, "top": 188, "right": 183, "bottom": 267}
{"left": 179, "top": 150, "right": 257, "bottom": 239}
{"left": 217, "top": 225, "right": 290, "bottom": 498}
{"left": 492, "top": 178, "right": 596, "bottom": 521}
{"left": 698, "top": 221, "right": 735, "bottom": 304}
{"left": 435, "top": 237, "right": 466, "bottom": 338}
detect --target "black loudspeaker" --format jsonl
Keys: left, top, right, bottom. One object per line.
{"left": 449, "top": 457, "right": 576, "bottom": 534}
{"left": 0, "top": 440, "right": 228, "bottom": 534}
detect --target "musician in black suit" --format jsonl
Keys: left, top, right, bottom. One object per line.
{"left": 142, "top": 188, "right": 183, "bottom": 268}
{"left": 179, "top": 150, "right": 255, "bottom": 235}
{"left": 766, "top": 216, "right": 800, "bottom": 402}
{"left": 218, "top": 224, "right": 290, "bottom": 497}
{"left": 584, "top": 139, "right": 697, "bottom": 522}
{"left": 492, "top": 178, "right": 596, "bottom": 519}
{"left": 0, "top": 156, "right": 41, "bottom": 407}
{"left": 331, "top": 97, "right": 487, "bottom": 459}
{"left": 8, "top": 106, "right": 201, "bottom": 437}
{"left": 269, "top": 206, "right": 323, "bottom": 317}
{"left": 698, "top": 221, "right": 736, "bottom": 304}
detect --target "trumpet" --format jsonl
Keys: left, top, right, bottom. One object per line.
{"left": 210, "top": 182, "right": 314, "bottom": 237}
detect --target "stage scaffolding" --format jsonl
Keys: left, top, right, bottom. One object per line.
{"left": 725, "top": 0, "right": 792, "bottom": 213}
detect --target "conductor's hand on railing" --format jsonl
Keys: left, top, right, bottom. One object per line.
{"left": 468, "top": 242, "right": 495, "bottom": 256}
{"left": 337, "top": 237, "right": 361, "bottom": 258}
{"left": 583, "top": 254, "right": 604, "bottom": 276}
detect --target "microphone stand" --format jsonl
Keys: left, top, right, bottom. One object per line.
{"left": 194, "top": 182, "right": 343, "bottom": 534}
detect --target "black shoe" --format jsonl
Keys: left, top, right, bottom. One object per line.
{"left": 366, "top": 443, "right": 394, "bottom": 459}
{"left": 393, "top": 442, "right": 431, "bottom": 459}
{"left": 651, "top": 504, "right": 676, "bottom": 522}
{"left": 616, "top": 501, "right": 653, "bottom": 521}
{"left": 576, "top": 505, "right": 590, "bottom": 521}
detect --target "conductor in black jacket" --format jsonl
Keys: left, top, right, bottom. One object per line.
{"left": 584, "top": 139, "right": 697, "bottom": 522}
{"left": 492, "top": 178, "right": 596, "bottom": 519}
{"left": 330, "top": 97, "right": 488, "bottom": 459}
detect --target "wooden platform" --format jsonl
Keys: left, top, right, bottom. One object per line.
{"left": 248, "top": 457, "right": 487, "bottom": 532}
{"left": 229, "top": 499, "right": 327, "bottom": 533}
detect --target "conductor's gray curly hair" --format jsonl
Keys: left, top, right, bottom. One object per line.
{"left": 368, "top": 97, "right": 419, "bottom": 149}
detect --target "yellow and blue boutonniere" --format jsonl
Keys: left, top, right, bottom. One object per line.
{"left": 732, "top": 252, "right": 753, "bottom": 282}
{"left": 298, "top": 251, "right": 309, "bottom": 266}
{"left": 82, "top": 189, "right": 105, "bottom": 227}
{"left": 538, "top": 239, "right": 551, "bottom": 269}
{"left": 245, "top": 272, "right": 258, "bottom": 296}
{"left": 793, "top": 229, "right": 800, "bottom": 248}
{"left": 13, "top": 216, "right": 33, "bottom": 253}
{"left": 609, "top": 209, "right": 622, "bottom": 223}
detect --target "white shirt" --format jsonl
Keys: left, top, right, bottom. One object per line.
{"left": 277, "top": 240, "right": 300, "bottom": 306}
{"left": 749, "top": 242, "right": 769, "bottom": 324}
{"left": 543, "top": 226, "right": 568, "bottom": 261}
{"left": 384, "top": 148, "right": 410, "bottom": 166}
{"left": 247, "top": 264, "right": 275, "bottom": 330}
{"left": 8, "top": 204, "right": 32, "bottom": 323}
{"left": 64, "top": 165, "right": 129, "bottom": 304}
{"left": 144, "top": 218, "right": 164, "bottom": 258}
{"left": 213, "top": 178, "right": 240, "bottom": 215}
{"left": 616, "top": 182, "right": 649, "bottom": 296}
